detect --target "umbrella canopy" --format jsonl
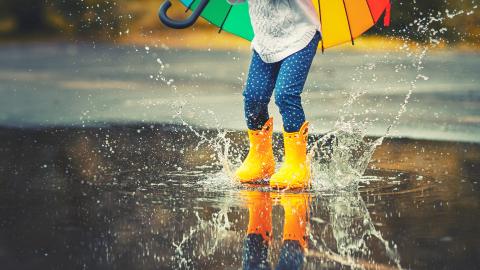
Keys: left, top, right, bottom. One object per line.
{"left": 159, "top": 0, "right": 391, "bottom": 50}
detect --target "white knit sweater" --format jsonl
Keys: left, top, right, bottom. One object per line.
{"left": 227, "top": 0, "right": 321, "bottom": 63}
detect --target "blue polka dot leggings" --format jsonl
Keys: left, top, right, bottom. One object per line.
{"left": 243, "top": 31, "right": 321, "bottom": 132}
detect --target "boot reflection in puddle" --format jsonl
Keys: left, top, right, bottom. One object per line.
{"left": 242, "top": 190, "right": 309, "bottom": 270}
{"left": 275, "top": 193, "right": 309, "bottom": 270}
{"left": 242, "top": 190, "right": 272, "bottom": 270}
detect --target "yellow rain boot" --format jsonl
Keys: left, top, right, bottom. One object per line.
{"left": 235, "top": 118, "right": 275, "bottom": 183}
{"left": 270, "top": 121, "right": 311, "bottom": 189}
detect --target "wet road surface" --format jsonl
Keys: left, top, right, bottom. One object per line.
{"left": 0, "top": 124, "right": 479, "bottom": 269}
{"left": 0, "top": 44, "right": 479, "bottom": 142}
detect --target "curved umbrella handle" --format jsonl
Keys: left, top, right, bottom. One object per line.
{"left": 158, "top": 0, "right": 210, "bottom": 29}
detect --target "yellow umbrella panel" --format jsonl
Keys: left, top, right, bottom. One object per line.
{"left": 313, "top": 0, "right": 391, "bottom": 50}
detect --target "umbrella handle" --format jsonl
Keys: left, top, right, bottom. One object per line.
{"left": 158, "top": 0, "right": 210, "bottom": 29}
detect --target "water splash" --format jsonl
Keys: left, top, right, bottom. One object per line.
{"left": 170, "top": 201, "right": 244, "bottom": 268}
{"left": 139, "top": 4, "right": 478, "bottom": 268}
{"left": 304, "top": 190, "right": 401, "bottom": 269}
{"left": 328, "top": 191, "right": 400, "bottom": 269}
{"left": 146, "top": 50, "right": 242, "bottom": 187}
{"left": 308, "top": 3, "right": 459, "bottom": 191}
{"left": 309, "top": 123, "right": 379, "bottom": 190}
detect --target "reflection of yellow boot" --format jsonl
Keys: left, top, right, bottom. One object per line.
{"left": 280, "top": 193, "right": 309, "bottom": 249}
{"left": 270, "top": 121, "right": 311, "bottom": 189}
{"left": 235, "top": 118, "right": 275, "bottom": 183}
{"left": 242, "top": 190, "right": 272, "bottom": 269}
{"left": 242, "top": 190, "right": 272, "bottom": 243}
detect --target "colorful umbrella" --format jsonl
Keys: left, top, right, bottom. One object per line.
{"left": 158, "top": 0, "right": 391, "bottom": 50}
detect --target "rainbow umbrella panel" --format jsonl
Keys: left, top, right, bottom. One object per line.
{"left": 158, "top": 0, "right": 391, "bottom": 50}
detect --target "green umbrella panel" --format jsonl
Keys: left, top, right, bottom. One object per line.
{"left": 176, "top": 0, "right": 254, "bottom": 40}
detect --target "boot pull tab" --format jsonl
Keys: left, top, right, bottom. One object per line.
{"left": 299, "top": 121, "right": 309, "bottom": 142}
{"left": 303, "top": 126, "right": 308, "bottom": 136}
{"left": 262, "top": 118, "right": 273, "bottom": 131}
{"left": 302, "top": 127, "right": 308, "bottom": 142}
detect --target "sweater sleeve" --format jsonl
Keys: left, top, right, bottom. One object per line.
{"left": 226, "top": 0, "right": 246, "bottom": 5}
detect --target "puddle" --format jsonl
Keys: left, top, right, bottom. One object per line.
{"left": 0, "top": 125, "right": 478, "bottom": 269}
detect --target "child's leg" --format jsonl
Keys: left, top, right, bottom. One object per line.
{"left": 235, "top": 51, "right": 278, "bottom": 183}
{"left": 274, "top": 32, "right": 321, "bottom": 132}
{"left": 243, "top": 50, "right": 280, "bottom": 130}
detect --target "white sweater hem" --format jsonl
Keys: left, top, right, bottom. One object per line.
{"left": 253, "top": 29, "right": 319, "bottom": 63}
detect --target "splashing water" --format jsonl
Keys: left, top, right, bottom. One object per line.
{"left": 139, "top": 4, "right": 477, "bottom": 268}
{"left": 321, "top": 191, "right": 401, "bottom": 269}
{"left": 146, "top": 2, "right": 472, "bottom": 191}
{"left": 308, "top": 4, "right": 464, "bottom": 191}
{"left": 309, "top": 123, "right": 380, "bottom": 190}
{"left": 171, "top": 205, "right": 242, "bottom": 269}
{"left": 146, "top": 49, "right": 243, "bottom": 189}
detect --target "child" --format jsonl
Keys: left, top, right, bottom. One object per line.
{"left": 229, "top": 0, "right": 321, "bottom": 189}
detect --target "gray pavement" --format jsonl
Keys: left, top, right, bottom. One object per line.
{"left": 0, "top": 43, "right": 479, "bottom": 142}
